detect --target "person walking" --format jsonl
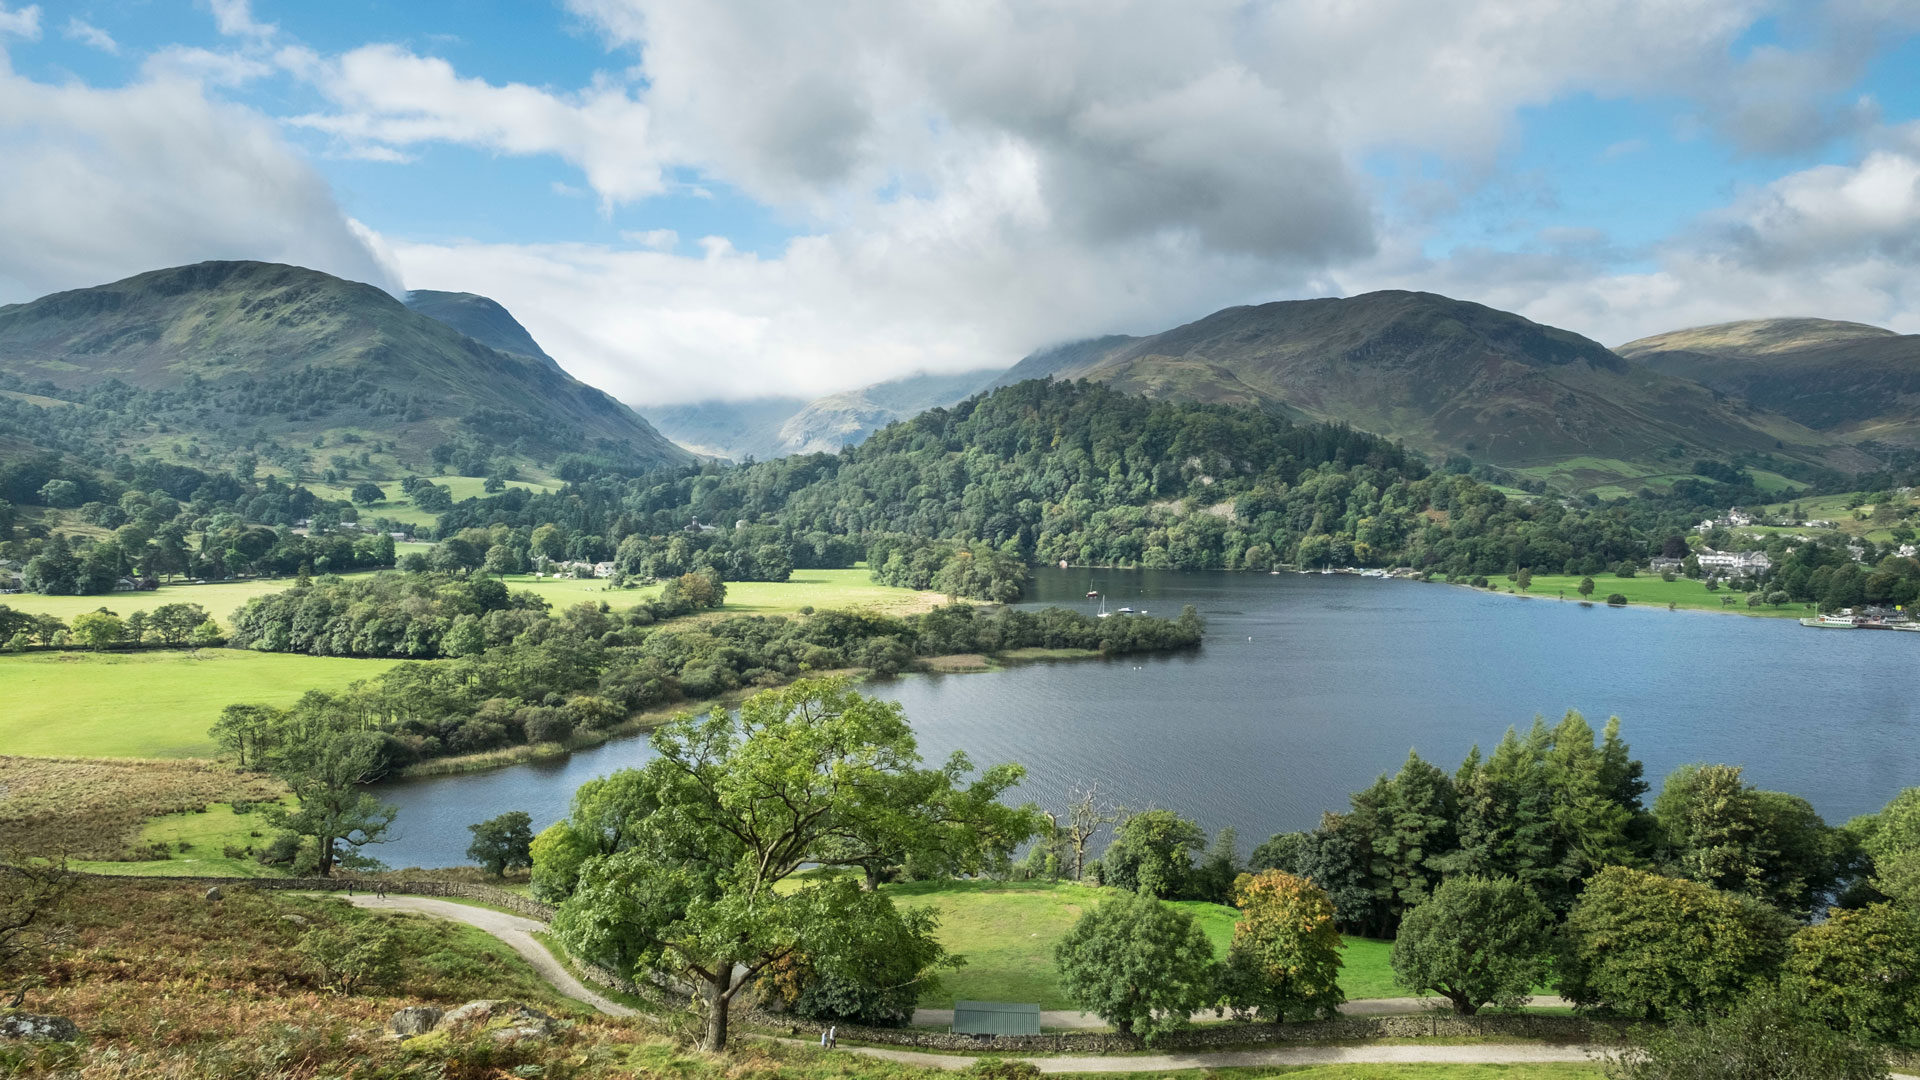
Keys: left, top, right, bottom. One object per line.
{"left": 828, "top": 1025, "right": 837, "bottom": 1049}
{"left": 819, "top": 1029, "right": 829, "bottom": 1049}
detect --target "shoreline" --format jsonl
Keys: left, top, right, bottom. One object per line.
{"left": 391, "top": 646, "right": 1116, "bottom": 780}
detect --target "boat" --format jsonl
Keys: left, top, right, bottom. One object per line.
{"left": 1891, "top": 623, "right": 1920, "bottom": 632}
{"left": 1800, "top": 613, "right": 1859, "bottom": 628}
{"left": 1095, "top": 596, "right": 1110, "bottom": 619}
{"left": 1117, "top": 606, "right": 1135, "bottom": 615}
{"left": 1085, "top": 590, "right": 1099, "bottom": 598}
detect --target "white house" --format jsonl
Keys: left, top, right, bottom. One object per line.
{"left": 1695, "top": 548, "right": 1771, "bottom": 574}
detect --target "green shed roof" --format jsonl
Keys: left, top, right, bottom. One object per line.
{"left": 951, "top": 1000, "right": 1042, "bottom": 1036}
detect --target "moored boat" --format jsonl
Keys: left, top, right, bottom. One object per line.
{"left": 1800, "top": 613, "right": 1860, "bottom": 628}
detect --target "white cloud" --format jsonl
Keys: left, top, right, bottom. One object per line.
{"left": 141, "top": 46, "right": 274, "bottom": 87}
{"left": 1344, "top": 144, "right": 1920, "bottom": 342}
{"left": 0, "top": 56, "right": 397, "bottom": 303}
{"left": 207, "top": 0, "right": 274, "bottom": 39}
{"left": 0, "top": 3, "right": 39, "bottom": 40}
{"left": 62, "top": 16, "right": 115, "bottom": 54}
{"left": 291, "top": 45, "right": 664, "bottom": 206}
{"left": 621, "top": 228, "right": 677, "bottom": 251}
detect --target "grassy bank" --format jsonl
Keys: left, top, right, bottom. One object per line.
{"left": 887, "top": 879, "right": 1408, "bottom": 1007}
{"left": 494, "top": 566, "right": 960, "bottom": 620}
{"left": 68, "top": 800, "right": 290, "bottom": 878}
{"left": 1465, "top": 573, "right": 1809, "bottom": 618}
{"left": 0, "top": 649, "right": 399, "bottom": 758}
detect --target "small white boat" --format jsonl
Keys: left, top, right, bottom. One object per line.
{"left": 1117, "top": 606, "right": 1135, "bottom": 615}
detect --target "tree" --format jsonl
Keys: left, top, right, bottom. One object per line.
{"left": 545, "top": 678, "right": 1012, "bottom": 1051}
{"left": 1781, "top": 902, "right": 1920, "bottom": 1046}
{"left": 466, "top": 811, "right": 535, "bottom": 877}
{"left": 210, "top": 703, "right": 282, "bottom": 769}
{"left": 1578, "top": 576, "right": 1596, "bottom": 599}
{"left": 36, "top": 478, "right": 80, "bottom": 508}
{"left": 1561, "top": 866, "right": 1790, "bottom": 1019}
{"left": 149, "top": 602, "right": 210, "bottom": 645}
{"left": 1654, "top": 765, "right": 1842, "bottom": 918}
{"left": 1101, "top": 809, "right": 1206, "bottom": 899}
{"left": 1053, "top": 890, "right": 1217, "bottom": 1042}
{"left": 1515, "top": 567, "right": 1533, "bottom": 592}
{"left": 1605, "top": 987, "right": 1886, "bottom": 1080}
{"left": 68, "top": 610, "right": 125, "bottom": 650}
{"left": 1390, "top": 875, "right": 1554, "bottom": 1015}
{"left": 1190, "top": 826, "right": 1242, "bottom": 904}
{"left": 350, "top": 482, "right": 386, "bottom": 505}
{"left": 260, "top": 700, "right": 398, "bottom": 876}
{"left": 1063, "top": 784, "right": 1124, "bottom": 881}
{"left": 1219, "top": 870, "right": 1344, "bottom": 1021}
{"left": 0, "top": 851, "right": 75, "bottom": 1008}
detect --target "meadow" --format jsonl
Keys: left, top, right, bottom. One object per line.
{"left": 500, "top": 566, "right": 956, "bottom": 619}
{"left": 0, "top": 648, "right": 399, "bottom": 758}
{"left": 1472, "top": 572, "right": 1808, "bottom": 618}
{"left": 887, "top": 879, "right": 1408, "bottom": 1007}
{"left": 0, "top": 756, "right": 283, "bottom": 861}
{"left": 0, "top": 575, "right": 339, "bottom": 624}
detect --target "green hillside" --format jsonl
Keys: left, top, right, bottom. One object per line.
{"left": 1617, "top": 317, "right": 1920, "bottom": 445}
{"left": 0, "top": 261, "right": 690, "bottom": 473}
{"left": 1002, "top": 291, "right": 1868, "bottom": 489}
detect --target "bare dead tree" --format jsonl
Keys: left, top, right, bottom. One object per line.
{"left": 1, "top": 851, "right": 77, "bottom": 1009}
{"left": 1063, "top": 784, "right": 1125, "bottom": 881}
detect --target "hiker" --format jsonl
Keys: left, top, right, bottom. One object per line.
{"left": 828, "top": 1026, "right": 837, "bottom": 1049}
{"left": 376, "top": 882, "right": 387, "bottom": 900}
{"left": 819, "top": 1029, "right": 829, "bottom": 1049}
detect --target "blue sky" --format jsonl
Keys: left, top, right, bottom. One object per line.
{"left": 3, "top": 0, "right": 1919, "bottom": 403}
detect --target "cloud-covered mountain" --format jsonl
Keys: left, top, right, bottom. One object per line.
{"left": 643, "top": 369, "right": 997, "bottom": 462}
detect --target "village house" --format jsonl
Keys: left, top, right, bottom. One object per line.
{"left": 1695, "top": 548, "right": 1771, "bottom": 574}
{"left": 1649, "top": 556, "right": 1687, "bottom": 574}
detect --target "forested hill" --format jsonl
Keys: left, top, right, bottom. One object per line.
{"left": 995, "top": 291, "right": 1867, "bottom": 488}
{"left": 436, "top": 378, "right": 1664, "bottom": 578}
{"left": 0, "top": 261, "right": 689, "bottom": 471}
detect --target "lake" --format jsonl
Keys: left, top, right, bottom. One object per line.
{"left": 373, "top": 569, "right": 1920, "bottom": 868}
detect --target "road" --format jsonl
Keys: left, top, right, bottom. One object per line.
{"left": 338, "top": 894, "right": 635, "bottom": 1017}
{"left": 911, "top": 996, "right": 1576, "bottom": 1029}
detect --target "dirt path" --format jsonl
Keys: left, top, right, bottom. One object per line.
{"left": 338, "top": 894, "right": 635, "bottom": 1017}
{"left": 912, "top": 996, "right": 1575, "bottom": 1029}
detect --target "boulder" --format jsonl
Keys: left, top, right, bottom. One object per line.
{"left": 281, "top": 914, "right": 309, "bottom": 927}
{"left": 0, "top": 1013, "right": 78, "bottom": 1042}
{"left": 390, "top": 1006, "right": 444, "bottom": 1036}
{"left": 204, "top": 886, "right": 224, "bottom": 901}
{"left": 435, "top": 1000, "right": 554, "bottom": 1043}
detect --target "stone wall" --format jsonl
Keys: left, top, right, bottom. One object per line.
{"left": 71, "top": 872, "right": 557, "bottom": 922}
{"left": 762, "top": 1010, "right": 1629, "bottom": 1053}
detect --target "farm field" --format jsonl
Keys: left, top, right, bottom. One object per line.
{"left": 886, "top": 879, "right": 1407, "bottom": 1007}
{"left": 1475, "top": 573, "right": 1808, "bottom": 618}
{"left": 0, "top": 573, "right": 376, "bottom": 623}
{"left": 499, "top": 566, "right": 956, "bottom": 620}
{"left": 303, "top": 473, "right": 562, "bottom": 528}
{"left": 0, "top": 648, "right": 399, "bottom": 758}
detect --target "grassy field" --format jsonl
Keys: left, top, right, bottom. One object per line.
{"left": 299, "top": 473, "right": 561, "bottom": 528}
{"left": 0, "top": 576, "right": 329, "bottom": 623}
{"left": 887, "top": 879, "right": 1408, "bottom": 1008}
{"left": 500, "top": 566, "right": 957, "bottom": 620}
{"left": 0, "top": 649, "right": 399, "bottom": 758}
{"left": 0, "top": 755, "right": 282, "bottom": 861}
{"left": 1475, "top": 573, "right": 1809, "bottom": 618}
{"left": 67, "top": 800, "right": 288, "bottom": 878}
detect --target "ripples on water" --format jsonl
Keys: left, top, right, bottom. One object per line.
{"left": 375, "top": 569, "right": 1920, "bottom": 868}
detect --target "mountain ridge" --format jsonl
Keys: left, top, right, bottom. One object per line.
{"left": 1617, "top": 317, "right": 1920, "bottom": 443}
{"left": 1001, "top": 290, "right": 1870, "bottom": 487}
{"left": 0, "top": 260, "right": 690, "bottom": 471}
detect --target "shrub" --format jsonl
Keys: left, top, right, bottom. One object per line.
{"left": 1605, "top": 987, "right": 1885, "bottom": 1080}
{"left": 1607, "top": 593, "right": 1629, "bottom": 606}
{"left": 298, "top": 920, "right": 402, "bottom": 995}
